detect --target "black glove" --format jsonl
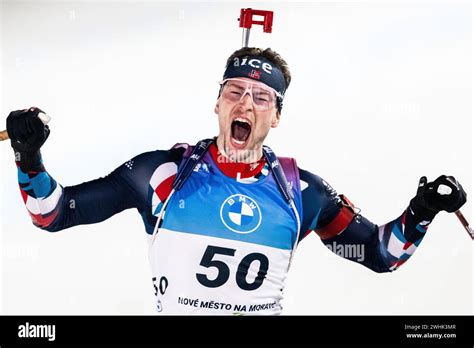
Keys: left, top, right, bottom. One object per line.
{"left": 6, "top": 107, "right": 50, "bottom": 171}
{"left": 410, "top": 175, "right": 467, "bottom": 220}
{"left": 6, "top": 107, "right": 50, "bottom": 153}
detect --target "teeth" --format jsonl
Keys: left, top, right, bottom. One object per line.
{"left": 233, "top": 139, "right": 245, "bottom": 145}
{"left": 234, "top": 117, "right": 250, "bottom": 125}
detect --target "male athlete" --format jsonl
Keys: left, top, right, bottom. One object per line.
{"left": 6, "top": 47, "right": 467, "bottom": 315}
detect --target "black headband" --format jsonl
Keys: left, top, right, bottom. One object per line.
{"left": 222, "top": 55, "right": 287, "bottom": 111}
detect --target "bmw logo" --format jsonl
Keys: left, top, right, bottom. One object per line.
{"left": 220, "top": 194, "right": 262, "bottom": 234}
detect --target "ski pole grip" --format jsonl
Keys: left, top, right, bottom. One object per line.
{"left": 454, "top": 210, "right": 474, "bottom": 240}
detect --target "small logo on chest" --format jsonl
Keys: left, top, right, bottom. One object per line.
{"left": 220, "top": 194, "right": 262, "bottom": 234}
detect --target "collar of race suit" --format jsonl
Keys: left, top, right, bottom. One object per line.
{"left": 208, "top": 142, "right": 266, "bottom": 179}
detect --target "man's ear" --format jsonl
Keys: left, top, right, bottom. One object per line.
{"left": 214, "top": 99, "right": 219, "bottom": 115}
{"left": 271, "top": 111, "right": 281, "bottom": 128}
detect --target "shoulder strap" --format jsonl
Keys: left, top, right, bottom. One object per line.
{"left": 262, "top": 145, "right": 294, "bottom": 204}
{"left": 263, "top": 145, "right": 302, "bottom": 267}
{"left": 277, "top": 157, "right": 301, "bottom": 196}
{"left": 172, "top": 138, "right": 214, "bottom": 191}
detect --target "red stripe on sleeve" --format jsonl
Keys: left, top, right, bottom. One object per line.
{"left": 315, "top": 206, "right": 355, "bottom": 240}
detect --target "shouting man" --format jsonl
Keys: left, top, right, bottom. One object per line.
{"left": 6, "top": 47, "right": 467, "bottom": 315}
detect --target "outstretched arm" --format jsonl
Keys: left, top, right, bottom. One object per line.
{"left": 16, "top": 156, "right": 142, "bottom": 232}
{"left": 8, "top": 107, "right": 147, "bottom": 232}
{"left": 299, "top": 169, "right": 466, "bottom": 272}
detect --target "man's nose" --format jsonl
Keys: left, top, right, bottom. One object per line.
{"left": 239, "top": 92, "right": 254, "bottom": 110}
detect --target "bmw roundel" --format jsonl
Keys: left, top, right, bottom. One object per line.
{"left": 220, "top": 194, "right": 262, "bottom": 234}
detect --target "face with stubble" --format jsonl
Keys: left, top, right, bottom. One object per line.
{"left": 214, "top": 77, "right": 281, "bottom": 163}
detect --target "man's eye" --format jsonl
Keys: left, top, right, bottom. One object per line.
{"left": 255, "top": 94, "right": 271, "bottom": 102}
{"left": 230, "top": 91, "right": 242, "bottom": 96}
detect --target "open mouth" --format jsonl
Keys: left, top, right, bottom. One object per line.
{"left": 231, "top": 118, "right": 252, "bottom": 145}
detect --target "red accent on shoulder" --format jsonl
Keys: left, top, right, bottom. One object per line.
{"left": 315, "top": 205, "right": 355, "bottom": 240}
{"left": 155, "top": 174, "right": 175, "bottom": 202}
{"left": 315, "top": 194, "right": 357, "bottom": 240}
{"left": 340, "top": 194, "right": 355, "bottom": 209}
{"left": 315, "top": 195, "right": 357, "bottom": 240}
{"left": 315, "top": 195, "right": 356, "bottom": 240}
